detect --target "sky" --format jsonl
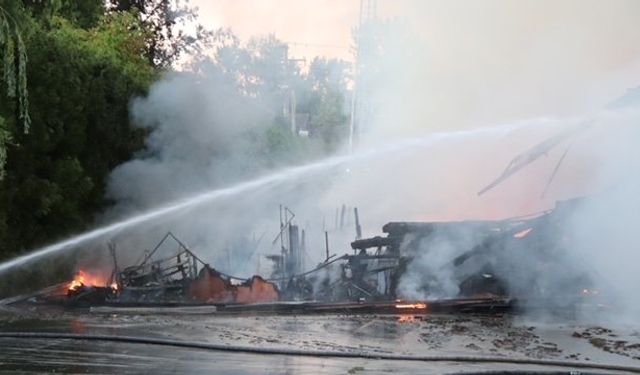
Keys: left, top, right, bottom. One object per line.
{"left": 190, "top": 0, "right": 640, "bottom": 129}
{"left": 190, "top": 0, "right": 364, "bottom": 62}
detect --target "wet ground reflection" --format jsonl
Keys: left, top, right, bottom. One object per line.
{"left": 0, "top": 306, "right": 639, "bottom": 373}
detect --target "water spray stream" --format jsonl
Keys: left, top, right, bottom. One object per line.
{"left": 0, "top": 133, "right": 454, "bottom": 274}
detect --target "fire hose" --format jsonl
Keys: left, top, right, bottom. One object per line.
{"left": 1, "top": 332, "right": 639, "bottom": 373}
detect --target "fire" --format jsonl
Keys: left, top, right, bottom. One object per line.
{"left": 395, "top": 302, "right": 427, "bottom": 310}
{"left": 67, "top": 270, "right": 116, "bottom": 292}
{"left": 68, "top": 278, "right": 84, "bottom": 292}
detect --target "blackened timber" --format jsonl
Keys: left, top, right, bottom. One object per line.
{"left": 343, "top": 254, "right": 400, "bottom": 261}
{"left": 354, "top": 207, "right": 362, "bottom": 239}
{"left": 382, "top": 221, "right": 503, "bottom": 236}
{"left": 351, "top": 236, "right": 400, "bottom": 250}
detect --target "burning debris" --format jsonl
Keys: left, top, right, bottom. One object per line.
{"left": 60, "top": 233, "right": 280, "bottom": 306}
{"left": 28, "top": 195, "right": 604, "bottom": 315}
{"left": 395, "top": 302, "right": 427, "bottom": 310}
{"left": 0, "top": 164, "right": 604, "bottom": 319}
{"left": 66, "top": 270, "right": 118, "bottom": 304}
{"left": 67, "top": 270, "right": 118, "bottom": 294}
{"left": 190, "top": 268, "right": 279, "bottom": 304}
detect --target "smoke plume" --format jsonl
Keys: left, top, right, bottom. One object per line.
{"left": 98, "top": 1, "right": 640, "bottom": 322}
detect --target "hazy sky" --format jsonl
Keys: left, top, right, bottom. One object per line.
{"left": 190, "top": 0, "right": 640, "bottom": 128}
{"left": 191, "top": 0, "right": 397, "bottom": 61}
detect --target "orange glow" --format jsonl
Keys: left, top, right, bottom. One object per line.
{"left": 395, "top": 302, "right": 427, "bottom": 310}
{"left": 68, "top": 279, "right": 84, "bottom": 292}
{"left": 67, "top": 270, "right": 115, "bottom": 292}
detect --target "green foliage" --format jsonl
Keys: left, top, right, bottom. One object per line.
{"left": 204, "top": 32, "right": 350, "bottom": 155}
{"left": 0, "top": 2, "right": 31, "bottom": 133}
{"left": 309, "top": 88, "right": 349, "bottom": 152}
{"left": 260, "top": 120, "right": 311, "bottom": 166}
{"left": 58, "top": 0, "right": 104, "bottom": 29}
{"left": 22, "top": 0, "right": 104, "bottom": 28}
{"left": 305, "top": 57, "right": 350, "bottom": 152}
{"left": 0, "top": 116, "right": 9, "bottom": 179}
{"left": 0, "top": 8, "right": 155, "bottom": 254}
{"left": 107, "top": 0, "right": 213, "bottom": 67}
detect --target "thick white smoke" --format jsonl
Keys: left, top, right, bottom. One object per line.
{"left": 106, "top": 62, "right": 274, "bottom": 216}
{"left": 339, "top": 1, "right": 640, "bottom": 320}
{"left": 388, "top": 108, "right": 640, "bottom": 319}
{"left": 367, "top": 0, "right": 640, "bottom": 135}
{"left": 96, "top": 1, "right": 640, "bottom": 323}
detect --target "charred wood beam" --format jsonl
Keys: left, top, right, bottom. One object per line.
{"left": 344, "top": 254, "right": 401, "bottom": 261}
{"left": 383, "top": 221, "right": 506, "bottom": 236}
{"left": 350, "top": 236, "right": 400, "bottom": 250}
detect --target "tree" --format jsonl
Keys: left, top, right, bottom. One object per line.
{"left": 21, "top": 0, "right": 104, "bottom": 29}
{"left": 0, "top": 9, "right": 155, "bottom": 253}
{"left": 0, "top": 1, "right": 30, "bottom": 181}
{"left": 0, "top": 1, "right": 30, "bottom": 130}
{"left": 308, "top": 89, "right": 348, "bottom": 152}
{"left": 107, "top": 0, "right": 211, "bottom": 67}
{"left": 306, "top": 58, "right": 350, "bottom": 152}
{"left": 308, "top": 57, "right": 350, "bottom": 93}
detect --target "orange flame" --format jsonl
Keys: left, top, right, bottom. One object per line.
{"left": 67, "top": 270, "right": 116, "bottom": 292}
{"left": 395, "top": 302, "right": 427, "bottom": 310}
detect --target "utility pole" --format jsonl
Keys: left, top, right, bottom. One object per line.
{"left": 349, "top": 0, "right": 378, "bottom": 152}
{"left": 280, "top": 45, "right": 306, "bottom": 135}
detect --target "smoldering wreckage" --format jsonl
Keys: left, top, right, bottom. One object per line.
{"left": 7, "top": 129, "right": 609, "bottom": 316}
